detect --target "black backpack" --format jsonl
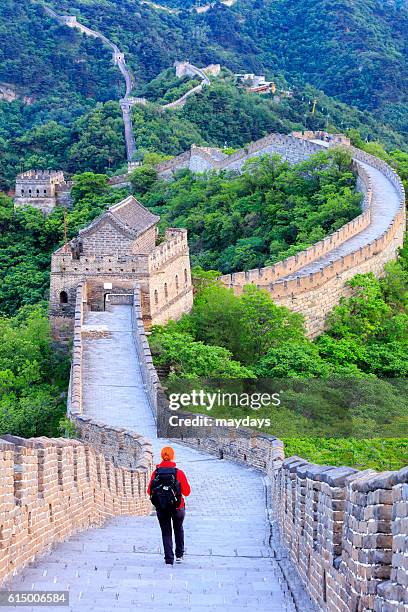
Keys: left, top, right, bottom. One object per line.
{"left": 150, "top": 467, "right": 181, "bottom": 511}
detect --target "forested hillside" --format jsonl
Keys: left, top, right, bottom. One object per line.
{"left": 0, "top": 0, "right": 121, "bottom": 130}
{"left": 0, "top": 0, "right": 407, "bottom": 191}
{"left": 44, "top": 0, "right": 408, "bottom": 136}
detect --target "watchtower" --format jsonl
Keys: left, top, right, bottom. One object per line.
{"left": 14, "top": 170, "right": 68, "bottom": 214}
{"left": 49, "top": 195, "right": 193, "bottom": 339}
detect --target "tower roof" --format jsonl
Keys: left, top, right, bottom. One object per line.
{"left": 77, "top": 195, "right": 160, "bottom": 240}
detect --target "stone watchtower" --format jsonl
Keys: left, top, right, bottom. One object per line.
{"left": 14, "top": 170, "right": 70, "bottom": 214}
{"left": 49, "top": 195, "right": 193, "bottom": 339}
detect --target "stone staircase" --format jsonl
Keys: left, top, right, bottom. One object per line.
{"left": 4, "top": 306, "right": 310, "bottom": 611}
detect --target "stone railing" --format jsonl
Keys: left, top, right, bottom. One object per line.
{"left": 155, "top": 393, "right": 408, "bottom": 611}
{"left": 220, "top": 160, "right": 373, "bottom": 289}
{"left": 0, "top": 433, "right": 152, "bottom": 587}
{"left": 131, "top": 287, "right": 160, "bottom": 420}
{"left": 155, "top": 149, "right": 193, "bottom": 175}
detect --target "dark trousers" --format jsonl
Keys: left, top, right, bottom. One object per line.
{"left": 157, "top": 507, "right": 185, "bottom": 563}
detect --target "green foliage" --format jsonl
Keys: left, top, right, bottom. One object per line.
{"left": 154, "top": 251, "right": 408, "bottom": 469}
{"left": 317, "top": 269, "right": 408, "bottom": 378}
{"left": 254, "top": 342, "right": 331, "bottom": 378}
{"left": 140, "top": 149, "right": 362, "bottom": 273}
{"left": 283, "top": 438, "right": 408, "bottom": 472}
{"left": 0, "top": 307, "right": 69, "bottom": 438}
{"left": 149, "top": 327, "right": 254, "bottom": 378}
{"left": 0, "top": 102, "right": 126, "bottom": 191}
{"left": 183, "top": 284, "right": 304, "bottom": 364}
{"left": 131, "top": 103, "right": 205, "bottom": 156}
{"left": 136, "top": 67, "right": 200, "bottom": 104}
{"left": 131, "top": 165, "right": 159, "bottom": 196}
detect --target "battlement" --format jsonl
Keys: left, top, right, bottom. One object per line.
{"left": 49, "top": 198, "right": 193, "bottom": 333}
{"left": 0, "top": 431, "right": 152, "bottom": 586}
{"left": 16, "top": 169, "right": 65, "bottom": 184}
{"left": 14, "top": 169, "right": 67, "bottom": 214}
{"left": 148, "top": 228, "right": 189, "bottom": 272}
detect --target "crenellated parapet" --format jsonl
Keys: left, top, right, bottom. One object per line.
{"left": 0, "top": 431, "right": 152, "bottom": 587}
{"left": 156, "top": 392, "right": 408, "bottom": 611}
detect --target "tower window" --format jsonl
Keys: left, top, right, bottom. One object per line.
{"left": 175, "top": 274, "right": 179, "bottom": 291}
{"left": 184, "top": 268, "right": 188, "bottom": 285}
{"left": 154, "top": 289, "right": 158, "bottom": 305}
{"left": 59, "top": 291, "right": 68, "bottom": 304}
{"left": 164, "top": 283, "right": 168, "bottom": 300}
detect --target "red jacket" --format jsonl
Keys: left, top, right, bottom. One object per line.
{"left": 147, "top": 461, "right": 191, "bottom": 509}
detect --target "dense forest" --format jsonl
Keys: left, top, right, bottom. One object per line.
{"left": 134, "top": 148, "right": 362, "bottom": 272}
{"left": 43, "top": 0, "right": 408, "bottom": 136}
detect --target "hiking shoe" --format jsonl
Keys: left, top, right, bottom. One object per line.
{"left": 176, "top": 557, "right": 183, "bottom": 564}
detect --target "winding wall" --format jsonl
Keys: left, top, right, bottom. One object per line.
{"left": 218, "top": 138, "right": 405, "bottom": 336}
{"left": 44, "top": 7, "right": 137, "bottom": 161}
{"left": 44, "top": 6, "right": 211, "bottom": 163}
{"left": 143, "top": 133, "right": 405, "bottom": 337}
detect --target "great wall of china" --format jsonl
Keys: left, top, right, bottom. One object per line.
{"left": 44, "top": 6, "right": 212, "bottom": 166}
{"left": 2, "top": 277, "right": 407, "bottom": 610}
{"left": 2, "top": 6, "right": 408, "bottom": 611}
{"left": 111, "top": 132, "right": 406, "bottom": 337}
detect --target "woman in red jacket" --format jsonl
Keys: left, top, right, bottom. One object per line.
{"left": 147, "top": 446, "right": 191, "bottom": 565}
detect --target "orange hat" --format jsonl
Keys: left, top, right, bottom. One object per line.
{"left": 161, "top": 446, "right": 175, "bottom": 461}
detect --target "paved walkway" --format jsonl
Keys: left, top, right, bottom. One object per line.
{"left": 5, "top": 306, "right": 301, "bottom": 611}
{"left": 277, "top": 148, "right": 402, "bottom": 281}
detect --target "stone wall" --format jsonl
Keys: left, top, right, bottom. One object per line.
{"left": 273, "top": 218, "right": 405, "bottom": 337}
{"left": 131, "top": 287, "right": 161, "bottom": 419}
{"left": 155, "top": 392, "right": 408, "bottom": 611}
{"left": 218, "top": 141, "right": 406, "bottom": 337}
{"left": 0, "top": 431, "right": 152, "bottom": 587}
{"left": 147, "top": 228, "right": 194, "bottom": 325}
{"left": 65, "top": 274, "right": 408, "bottom": 611}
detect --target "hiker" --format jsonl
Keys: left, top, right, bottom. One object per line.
{"left": 147, "top": 446, "right": 191, "bottom": 565}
